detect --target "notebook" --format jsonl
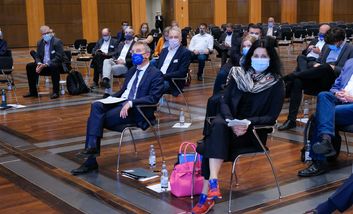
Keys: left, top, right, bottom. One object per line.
{"left": 121, "top": 168, "right": 158, "bottom": 181}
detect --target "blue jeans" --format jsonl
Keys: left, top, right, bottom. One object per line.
{"left": 191, "top": 53, "right": 208, "bottom": 76}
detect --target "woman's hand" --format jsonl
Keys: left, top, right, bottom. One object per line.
{"left": 231, "top": 125, "right": 248, "bottom": 137}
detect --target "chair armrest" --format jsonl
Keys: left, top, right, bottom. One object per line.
{"left": 135, "top": 104, "right": 159, "bottom": 129}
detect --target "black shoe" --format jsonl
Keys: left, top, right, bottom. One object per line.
{"left": 102, "top": 93, "right": 110, "bottom": 98}
{"left": 278, "top": 120, "right": 296, "bottom": 131}
{"left": 101, "top": 77, "right": 111, "bottom": 88}
{"left": 23, "top": 92, "right": 38, "bottom": 98}
{"left": 90, "top": 82, "right": 99, "bottom": 89}
{"left": 298, "top": 161, "right": 327, "bottom": 177}
{"left": 50, "top": 93, "right": 59, "bottom": 99}
{"left": 78, "top": 148, "right": 100, "bottom": 158}
{"left": 197, "top": 76, "right": 203, "bottom": 81}
{"left": 312, "top": 138, "right": 336, "bottom": 157}
{"left": 71, "top": 163, "right": 99, "bottom": 175}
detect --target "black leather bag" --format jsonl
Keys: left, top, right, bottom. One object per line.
{"left": 66, "top": 70, "right": 90, "bottom": 95}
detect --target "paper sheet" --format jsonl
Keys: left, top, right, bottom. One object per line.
{"left": 94, "top": 97, "right": 126, "bottom": 104}
{"left": 146, "top": 182, "right": 171, "bottom": 193}
{"left": 226, "top": 118, "right": 251, "bottom": 127}
{"left": 172, "top": 122, "right": 192, "bottom": 128}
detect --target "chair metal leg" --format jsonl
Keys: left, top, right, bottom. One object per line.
{"left": 228, "top": 158, "right": 238, "bottom": 213}
{"left": 252, "top": 129, "right": 282, "bottom": 199}
{"left": 344, "top": 132, "right": 350, "bottom": 156}
{"left": 128, "top": 128, "right": 137, "bottom": 154}
{"left": 116, "top": 127, "right": 129, "bottom": 172}
{"left": 150, "top": 125, "right": 164, "bottom": 161}
{"left": 164, "top": 96, "right": 172, "bottom": 114}
{"left": 171, "top": 78, "right": 192, "bottom": 122}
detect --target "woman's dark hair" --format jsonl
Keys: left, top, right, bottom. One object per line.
{"left": 139, "top": 22, "right": 150, "bottom": 37}
{"left": 243, "top": 36, "right": 282, "bottom": 77}
{"left": 325, "top": 27, "right": 346, "bottom": 44}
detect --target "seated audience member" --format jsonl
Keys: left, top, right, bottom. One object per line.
{"left": 279, "top": 27, "right": 353, "bottom": 131}
{"left": 192, "top": 38, "right": 284, "bottom": 214}
{"left": 71, "top": 41, "right": 164, "bottom": 175}
{"left": 263, "top": 17, "right": 280, "bottom": 38}
{"left": 116, "top": 21, "right": 129, "bottom": 44}
{"left": 213, "top": 35, "right": 257, "bottom": 95}
{"left": 153, "top": 26, "right": 171, "bottom": 58}
{"left": 214, "top": 23, "right": 239, "bottom": 66}
{"left": 101, "top": 27, "right": 135, "bottom": 97}
{"left": 156, "top": 27, "right": 191, "bottom": 96}
{"left": 91, "top": 28, "right": 119, "bottom": 88}
{"left": 298, "top": 58, "right": 353, "bottom": 177}
{"left": 305, "top": 173, "right": 353, "bottom": 214}
{"left": 171, "top": 20, "right": 179, "bottom": 28}
{"left": 23, "top": 25, "right": 69, "bottom": 99}
{"left": 294, "top": 24, "right": 331, "bottom": 74}
{"left": 0, "top": 28, "right": 8, "bottom": 56}
{"left": 188, "top": 23, "right": 214, "bottom": 81}
{"left": 136, "top": 23, "right": 154, "bottom": 51}
{"left": 246, "top": 23, "right": 263, "bottom": 40}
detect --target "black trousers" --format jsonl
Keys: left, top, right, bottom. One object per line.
{"left": 202, "top": 93, "right": 222, "bottom": 136}
{"left": 92, "top": 54, "right": 111, "bottom": 84}
{"left": 286, "top": 64, "right": 337, "bottom": 121}
{"left": 26, "top": 62, "right": 61, "bottom": 94}
{"left": 296, "top": 55, "right": 317, "bottom": 73}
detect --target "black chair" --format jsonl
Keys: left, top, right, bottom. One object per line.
{"left": 73, "top": 39, "right": 87, "bottom": 50}
{"left": 210, "top": 27, "right": 222, "bottom": 41}
{"left": 0, "top": 50, "right": 18, "bottom": 104}
{"left": 86, "top": 42, "right": 96, "bottom": 54}
{"left": 106, "top": 104, "right": 165, "bottom": 172}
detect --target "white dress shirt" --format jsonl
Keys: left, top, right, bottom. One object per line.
{"left": 344, "top": 75, "right": 353, "bottom": 96}
{"left": 121, "top": 63, "right": 149, "bottom": 100}
{"left": 100, "top": 39, "right": 110, "bottom": 54}
{"left": 117, "top": 40, "right": 133, "bottom": 61}
{"left": 307, "top": 40, "right": 325, "bottom": 59}
{"left": 188, "top": 33, "right": 214, "bottom": 53}
{"left": 160, "top": 46, "right": 179, "bottom": 74}
{"left": 267, "top": 27, "right": 274, "bottom": 36}
{"left": 225, "top": 34, "right": 232, "bottom": 47}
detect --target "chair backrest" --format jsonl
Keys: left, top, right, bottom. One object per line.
{"left": 86, "top": 42, "right": 96, "bottom": 54}
{"left": 0, "top": 57, "right": 13, "bottom": 70}
{"left": 2, "top": 49, "right": 12, "bottom": 57}
{"left": 74, "top": 39, "right": 87, "bottom": 49}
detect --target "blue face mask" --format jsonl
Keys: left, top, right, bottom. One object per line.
{"left": 242, "top": 47, "right": 250, "bottom": 56}
{"left": 226, "top": 31, "right": 232, "bottom": 36}
{"left": 43, "top": 34, "right": 52, "bottom": 42}
{"left": 318, "top": 33, "right": 325, "bottom": 41}
{"left": 328, "top": 44, "right": 339, "bottom": 51}
{"left": 268, "top": 22, "right": 274, "bottom": 28}
{"left": 251, "top": 57, "right": 270, "bottom": 73}
{"left": 125, "top": 34, "right": 133, "bottom": 41}
{"left": 132, "top": 53, "right": 144, "bottom": 65}
{"left": 103, "top": 36, "right": 110, "bottom": 41}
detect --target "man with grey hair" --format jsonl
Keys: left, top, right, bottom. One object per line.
{"left": 71, "top": 41, "right": 164, "bottom": 175}
{"left": 0, "top": 28, "right": 8, "bottom": 56}
{"left": 101, "top": 27, "right": 135, "bottom": 97}
{"left": 24, "top": 25, "right": 69, "bottom": 99}
{"left": 91, "top": 28, "right": 119, "bottom": 88}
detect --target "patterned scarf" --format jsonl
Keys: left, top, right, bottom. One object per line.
{"left": 229, "top": 66, "right": 279, "bottom": 93}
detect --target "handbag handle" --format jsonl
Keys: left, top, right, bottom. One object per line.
{"left": 178, "top": 141, "right": 196, "bottom": 154}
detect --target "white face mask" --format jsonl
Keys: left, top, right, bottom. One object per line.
{"left": 251, "top": 57, "right": 270, "bottom": 73}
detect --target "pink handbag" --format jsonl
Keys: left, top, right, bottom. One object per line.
{"left": 170, "top": 142, "right": 203, "bottom": 197}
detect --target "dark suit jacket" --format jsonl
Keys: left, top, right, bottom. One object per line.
{"left": 112, "top": 64, "right": 164, "bottom": 129}
{"left": 317, "top": 43, "right": 353, "bottom": 74}
{"left": 262, "top": 26, "right": 280, "bottom": 38}
{"left": 34, "top": 37, "right": 69, "bottom": 72}
{"left": 218, "top": 32, "right": 239, "bottom": 48}
{"left": 0, "top": 39, "right": 8, "bottom": 56}
{"left": 157, "top": 46, "right": 191, "bottom": 95}
{"left": 92, "top": 37, "right": 119, "bottom": 57}
{"left": 113, "top": 41, "right": 135, "bottom": 69}
{"left": 302, "top": 38, "right": 323, "bottom": 56}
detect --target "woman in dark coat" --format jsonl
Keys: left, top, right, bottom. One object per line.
{"left": 192, "top": 37, "right": 285, "bottom": 214}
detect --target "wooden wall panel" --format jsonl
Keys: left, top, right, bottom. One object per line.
{"left": 0, "top": 0, "right": 28, "bottom": 47}
{"left": 214, "top": 0, "right": 227, "bottom": 26}
{"left": 297, "top": 0, "right": 319, "bottom": 22}
{"left": 249, "top": 0, "right": 261, "bottom": 23}
{"left": 333, "top": 0, "right": 353, "bottom": 22}
{"left": 319, "top": 0, "right": 333, "bottom": 22}
{"left": 44, "top": 0, "right": 83, "bottom": 45}
{"left": 98, "top": 0, "right": 132, "bottom": 37}
{"left": 227, "top": 0, "right": 249, "bottom": 24}
{"left": 173, "top": 0, "right": 189, "bottom": 28}
{"left": 280, "top": 0, "right": 297, "bottom": 23}
{"left": 261, "top": 0, "right": 280, "bottom": 23}
{"left": 189, "top": 0, "right": 213, "bottom": 28}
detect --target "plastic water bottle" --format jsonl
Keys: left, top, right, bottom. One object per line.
{"left": 60, "top": 84, "right": 65, "bottom": 95}
{"left": 160, "top": 161, "right": 169, "bottom": 191}
{"left": 303, "top": 100, "right": 309, "bottom": 118}
{"left": 45, "top": 77, "right": 50, "bottom": 87}
{"left": 179, "top": 108, "right": 185, "bottom": 126}
{"left": 159, "top": 97, "right": 165, "bottom": 106}
{"left": 304, "top": 141, "right": 312, "bottom": 162}
{"left": 1, "top": 89, "right": 6, "bottom": 107}
{"left": 7, "top": 83, "right": 12, "bottom": 91}
{"left": 149, "top": 145, "right": 156, "bottom": 168}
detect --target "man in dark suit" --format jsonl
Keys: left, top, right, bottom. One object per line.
{"left": 23, "top": 25, "right": 69, "bottom": 99}
{"left": 101, "top": 27, "right": 135, "bottom": 97}
{"left": 0, "top": 29, "right": 8, "bottom": 56}
{"left": 71, "top": 41, "right": 164, "bottom": 175}
{"left": 279, "top": 27, "right": 353, "bottom": 130}
{"left": 294, "top": 24, "right": 331, "bottom": 73}
{"left": 156, "top": 27, "right": 191, "bottom": 96}
{"left": 214, "top": 23, "right": 240, "bottom": 66}
{"left": 262, "top": 17, "right": 280, "bottom": 39}
{"left": 155, "top": 11, "right": 163, "bottom": 33}
{"left": 91, "top": 28, "right": 119, "bottom": 88}
{"left": 116, "top": 21, "right": 129, "bottom": 44}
